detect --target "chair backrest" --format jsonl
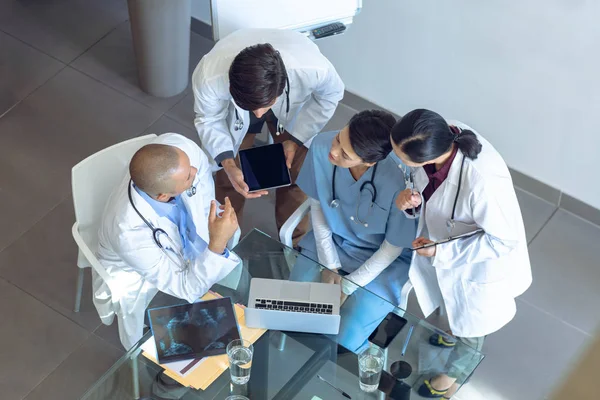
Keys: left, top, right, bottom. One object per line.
{"left": 72, "top": 134, "right": 157, "bottom": 246}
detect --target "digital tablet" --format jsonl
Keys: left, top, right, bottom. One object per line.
{"left": 239, "top": 143, "right": 292, "bottom": 192}
{"left": 148, "top": 297, "right": 240, "bottom": 364}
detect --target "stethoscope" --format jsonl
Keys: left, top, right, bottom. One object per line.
{"left": 127, "top": 180, "right": 198, "bottom": 272}
{"left": 329, "top": 163, "right": 379, "bottom": 228}
{"left": 234, "top": 76, "right": 290, "bottom": 136}
{"left": 447, "top": 153, "right": 466, "bottom": 234}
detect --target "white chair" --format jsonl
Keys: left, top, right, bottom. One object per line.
{"left": 72, "top": 134, "right": 158, "bottom": 312}
{"left": 279, "top": 199, "right": 414, "bottom": 311}
{"left": 72, "top": 134, "right": 241, "bottom": 313}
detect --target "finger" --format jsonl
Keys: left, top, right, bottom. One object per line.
{"left": 224, "top": 197, "right": 235, "bottom": 217}
{"left": 236, "top": 176, "right": 249, "bottom": 193}
{"left": 209, "top": 200, "right": 217, "bottom": 223}
{"left": 219, "top": 205, "right": 226, "bottom": 210}
{"left": 244, "top": 192, "right": 265, "bottom": 199}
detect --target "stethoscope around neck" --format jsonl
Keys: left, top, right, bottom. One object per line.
{"left": 234, "top": 76, "right": 290, "bottom": 135}
{"left": 446, "top": 153, "right": 466, "bottom": 234}
{"left": 329, "top": 163, "right": 379, "bottom": 228}
{"left": 127, "top": 181, "right": 191, "bottom": 272}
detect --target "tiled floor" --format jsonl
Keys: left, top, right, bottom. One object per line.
{"left": 0, "top": 2, "right": 599, "bottom": 399}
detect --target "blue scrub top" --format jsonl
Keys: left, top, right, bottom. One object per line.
{"left": 297, "top": 131, "right": 416, "bottom": 269}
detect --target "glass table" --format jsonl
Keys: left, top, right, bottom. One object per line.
{"left": 80, "top": 230, "right": 484, "bottom": 400}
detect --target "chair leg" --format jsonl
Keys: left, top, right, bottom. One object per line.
{"left": 74, "top": 268, "right": 85, "bottom": 312}
{"left": 131, "top": 349, "right": 141, "bottom": 399}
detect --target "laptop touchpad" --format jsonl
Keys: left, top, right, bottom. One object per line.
{"left": 280, "top": 282, "right": 310, "bottom": 301}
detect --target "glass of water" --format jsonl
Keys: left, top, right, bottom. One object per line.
{"left": 227, "top": 339, "right": 253, "bottom": 385}
{"left": 358, "top": 345, "right": 384, "bottom": 392}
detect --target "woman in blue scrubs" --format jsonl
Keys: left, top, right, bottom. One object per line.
{"left": 293, "top": 110, "right": 417, "bottom": 352}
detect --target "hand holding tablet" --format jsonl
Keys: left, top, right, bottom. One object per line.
{"left": 239, "top": 143, "right": 292, "bottom": 193}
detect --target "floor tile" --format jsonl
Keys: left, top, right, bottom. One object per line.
{"left": 141, "top": 115, "right": 201, "bottom": 146}
{"left": 0, "top": 198, "right": 102, "bottom": 332}
{"left": 454, "top": 300, "right": 590, "bottom": 400}
{"left": 322, "top": 103, "right": 357, "bottom": 132}
{"left": 94, "top": 321, "right": 124, "bottom": 352}
{"left": 0, "top": 67, "right": 160, "bottom": 250}
{"left": 0, "top": 278, "right": 89, "bottom": 400}
{"left": 0, "top": 31, "right": 64, "bottom": 116}
{"left": 521, "top": 210, "right": 600, "bottom": 335}
{"left": 166, "top": 92, "right": 195, "bottom": 130}
{"left": 515, "top": 188, "right": 557, "bottom": 243}
{"left": 0, "top": 0, "right": 128, "bottom": 63}
{"left": 23, "top": 335, "right": 124, "bottom": 400}
{"left": 71, "top": 21, "right": 214, "bottom": 113}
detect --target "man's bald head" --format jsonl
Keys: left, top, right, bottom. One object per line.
{"left": 130, "top": 144, "right": 190, "bottom": 198}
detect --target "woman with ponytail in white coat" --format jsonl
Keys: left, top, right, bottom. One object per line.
{"left": 391, "top": 109, "right": 532, "bottom": 399}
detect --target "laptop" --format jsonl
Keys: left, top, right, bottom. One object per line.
{"left": 245, "top": 278, "right": 342, "bottom": 335}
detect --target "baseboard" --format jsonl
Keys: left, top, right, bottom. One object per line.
{"left": 191, "top": 17, "right": 213, "bottom": 40}
{"left": 340, "top": 90, "right": 600, "bottom": 226}
{"left": 508, "top": 168, "right": 562, "bottom": 205}
{"left": 560, "top": 193, "right": 600, "bottom": 227}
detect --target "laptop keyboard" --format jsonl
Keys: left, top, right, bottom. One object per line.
{"left": 254, "top": 298, "right": 334, "bottom": 315}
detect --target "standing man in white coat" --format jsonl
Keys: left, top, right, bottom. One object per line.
{"left": 391, "top": 109, "right": 532, "bottom": 399}
{"left": 93, "top": 133, "right": 240, "bottom": 349}
{"left": 192, "top": 28, "right": 345, "bottom": 245}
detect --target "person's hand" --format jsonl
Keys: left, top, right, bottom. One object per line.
{"left": 395, "top": 188, "right": 422, "bottom": 211}
{"left": 208, "top": 197, "right": 239, "bottom": 254}
{"left": 412, "top": 237, "right": 436, "bottom": 257}
{"left": 282, "top": 140, "right": 298, "bottom": 169}
{"left": 321, "top": 268, "right": 342, "bottom": 285}
{"left": 221, "top": 159, "right": 268, "bottom": 199}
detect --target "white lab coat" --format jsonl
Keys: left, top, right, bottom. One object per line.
{"left": 191, "top": 28, "right": 345, "bottom": 168}
{"left": 409, "top": 121, "right": 532, "bottom": 338}
{"left": 92, "top": 133, "right": 241, "bottom": 349}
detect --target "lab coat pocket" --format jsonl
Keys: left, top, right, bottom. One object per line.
{"left": 461, "top": 279, "right": 515, "bottom": 336}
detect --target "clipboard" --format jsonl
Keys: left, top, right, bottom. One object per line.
{"left": 411, "top": 229, "right": 484, "bottom": 251}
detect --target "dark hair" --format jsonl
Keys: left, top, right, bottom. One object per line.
{"left": 348, "top": 110, "right": 396, "bottom": 163}
{"left": 390, "top": 109, "right": 482, "bottom": 163}
{"left": 229, "top": 43, "right": 287, "bottom": 111}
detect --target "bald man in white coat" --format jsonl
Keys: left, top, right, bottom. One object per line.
{"left": 92, "top": 133, "right": 240, "bottom": 349}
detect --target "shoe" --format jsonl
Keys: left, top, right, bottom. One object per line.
{"left": 428, "top": 333, "right": 457, "bottom": 348}
{"left": 418, "top": 379, "right": 450, "bottom": 399}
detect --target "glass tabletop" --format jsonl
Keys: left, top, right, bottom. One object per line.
{"left": 80, "top": 229, "right": 484, "bottom": 400}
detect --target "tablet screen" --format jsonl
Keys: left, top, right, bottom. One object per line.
{"left": 239, "top": 143, "right": 291, "bottom": 192}
{"left": 148, "top": 297, "right": 240, "bottom": 364}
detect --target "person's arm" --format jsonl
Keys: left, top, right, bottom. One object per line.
{"left": 342, "top": 240, "right": 404, "bottom": 295}
{"left": 115, "top": 231, "right": 240, "bottom": 303}
{"left": 192, "top": 69, "right": 235, "bottom": 166}
{"left": 431, "top": 179, "right": 522, "bottom": 269}
{"left": 310, "top": 198, "right": 342, "bottom": 271}
{"left": 288, "top": 62, "right": 345, "bottom": 144}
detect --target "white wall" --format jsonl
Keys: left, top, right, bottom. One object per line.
{"left": 317, "top": 0, "right": 600, "bottom": 209}
{"left": 191, "top": 0, "right": 211, "bottom": 24}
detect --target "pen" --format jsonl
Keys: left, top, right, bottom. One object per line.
{"left": 401, "top": 325, "right": 414, "bottom": 356}
{"left": 317, "top": 374, "right": 352, "bottom": 399}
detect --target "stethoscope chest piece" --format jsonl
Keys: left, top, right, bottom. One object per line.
{"left": 446, "top": 219, "right": 455, "bottom": 233}
{"left": 330, "top": 199, "right": 340, "bottom": 208}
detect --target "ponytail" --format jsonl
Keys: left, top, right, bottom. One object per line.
{"left": 391, "top": 109, "right": 483, "bottom": 163}
{"left": 454, "top": 129, "right": 482, "bottom": 160}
